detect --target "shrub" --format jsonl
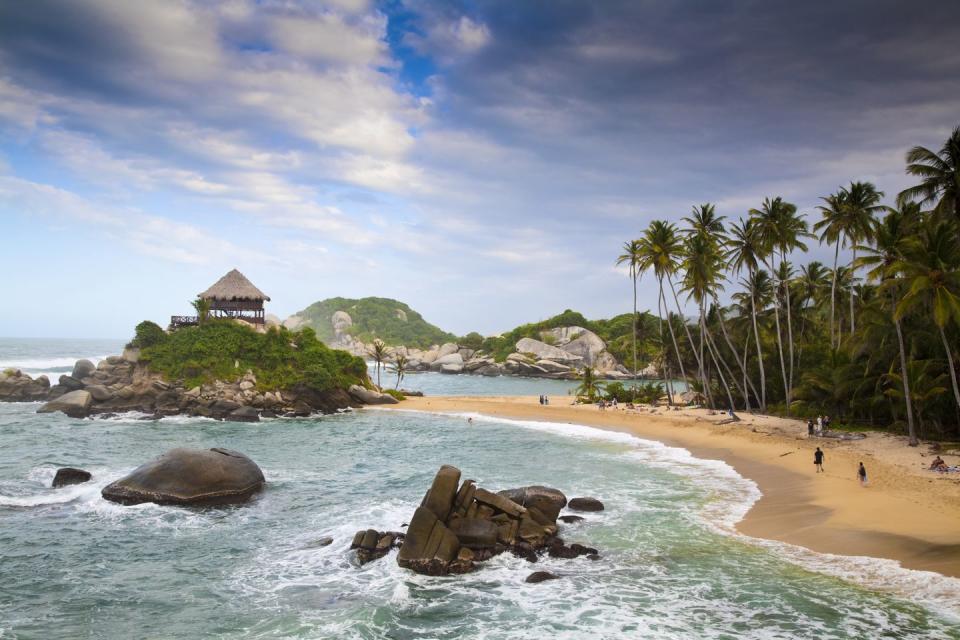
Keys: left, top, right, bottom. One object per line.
{"left": 129, "top": 320, "right": 168, "bottom": 349}
{"left": 383, "top": 389, "right": 406, "bottom": 400}
{"left": 139, "top": 320, "right": 367, "bottom": 392}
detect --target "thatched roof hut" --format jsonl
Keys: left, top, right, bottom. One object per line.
{"left": 199, "top": 269, "right": 270, "bottom": 302}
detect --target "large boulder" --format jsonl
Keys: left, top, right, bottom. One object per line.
{"left": 592, "top": 351, "right": 619, "bottom": 373}
{"left": 433, "top": 353, "right": 464, "bottom": 367}
{"left": 515, "top": 338, "right": 583, "bottom": 365}
{"left": 72, "top": 359, "right": 97, "bottom": 380}
{"left": 347, "top": 385, "right": 399, "bottom": 405}
{"left": 37, "top": 390, "right": 92, "bottom": 418}
{"left": 450, "top": 518, "right": 499, "bottom": 549}
{"left": 560, "top": 330, "right": 606, "bottom": 366}
{"left": 436, "top": 343, "right": 460, "bottom": 359}
{"left": 568, "top": 497, "right": 605, "bottom": 512}
{"left": 101, "top": 448, "right": 265, "bottom": 506}
{"left": 534, "top": 360, "right": 572, "bottom": 374}
{"left": 422, "top": 465, "right": 461, "bottom": 521}
{"left": 52, "top": 467, "right": 92, "bottom": 488}
{"left": 498, "top": 486, "right": 568, "bottom": 521}
{"left": 396, "top": 506, "right": 461, "bottom": 575}
{"left": 331, "top": 310, "right": 353, "bottom": 335}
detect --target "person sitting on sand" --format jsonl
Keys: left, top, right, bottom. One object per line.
{"left": 930, "top": 456, "right": 947, "bottom": 471}
{"left": 814, "top": 447, "right": 824, "bottom": 473}
{"left": 858, "top": 462, "right": 867, "bottom": 486}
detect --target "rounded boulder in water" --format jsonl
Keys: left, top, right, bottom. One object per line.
{"left": 101, "top": 448, "right": 265, "bottom": 507}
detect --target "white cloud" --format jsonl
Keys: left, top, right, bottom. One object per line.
{"left": 270, "top": 12, "right": 386, "bottom": 66}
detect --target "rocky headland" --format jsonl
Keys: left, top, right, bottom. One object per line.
{"left": 298, "top": 308, "right": 655, "bottom": 381}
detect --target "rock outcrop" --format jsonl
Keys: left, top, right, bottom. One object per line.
{"left": 101, "top": 447, "right": 265, "bottom": 506}
{"left": 52, "top": 467, "right": 92, "bottom": 488}
{"left": 0, "top": 369, "right": 50, "bottom": 401}
{"left": 38, "top": 390, "right": 93, "bottom": 418}
{"left": 376, "top": 466, "right": 598, "bottom": 576}
{"left": 1, "top": 349, "right": 374, "bottom": 419}
{"left": 568, "top": 497, "right": 605, "bottom": 512}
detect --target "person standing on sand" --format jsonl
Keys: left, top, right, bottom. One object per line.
{"left": 858, "top": 462, "right": 867, "bottom": 486}
{"left": 814, "top": 447, "right": 825, "bottom": 473}
{"left": 815, "top": 415, "right": 823, "bottom": 436}
{"left": 807, "top": 419, "right": 814, "bottom": 437}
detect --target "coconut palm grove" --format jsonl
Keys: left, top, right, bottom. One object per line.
{"left": 617, "top": 126, "right": 960, "bottom": 445}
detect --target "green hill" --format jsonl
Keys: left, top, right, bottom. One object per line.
{"left": 289, "top": 297, "right": 456, "bottom": 349}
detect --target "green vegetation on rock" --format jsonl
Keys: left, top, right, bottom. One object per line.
{"left": 482, "top": 309, "right": 659, "bottom": 368}
{"left": 292, "top": 297, "right": 455, "bottom": 349}
{"left": 137, "top": 320, "right": 368, "bottom": 391}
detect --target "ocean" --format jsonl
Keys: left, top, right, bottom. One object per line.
{"left": 1, "top": 338, "right": 959, "bottom": 639}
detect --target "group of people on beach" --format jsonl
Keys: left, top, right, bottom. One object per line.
{"left": 597, "top": 398, "right": 616, "bottom": 410}
{"left": 806, "top": 415, "right": 832, "bottom": 437}
{"left": 929, "top": 456, "right": 960, "bottom": 473}
{"left": 813, "top": 447, "right": 869, "bottom": 485}
{"left": 538, "top": 394, "right": 550, "bottom": 406}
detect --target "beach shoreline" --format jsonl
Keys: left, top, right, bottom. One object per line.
{"left": 382, "top": 395, "right": 960, "bottom": 579}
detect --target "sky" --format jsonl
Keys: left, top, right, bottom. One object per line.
{"left": 1, "top": 0, "right": 959, "bottom": 339}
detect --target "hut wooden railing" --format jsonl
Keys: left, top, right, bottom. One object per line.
{"left": 170, "top": 315, "right": 199, "bottom": 328}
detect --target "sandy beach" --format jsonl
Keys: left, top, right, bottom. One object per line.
{"left": 385, "top": 395, "right": 960, "bottom": 578}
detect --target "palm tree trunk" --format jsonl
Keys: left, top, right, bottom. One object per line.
{"left": 631, "top": 267, "right": 638, "bottom": 381}
{"left": 715, "top": 298, "right": 759, "bottom": 408}
{"left": 849, "top": 246, "right": 857, "bottom": 336}
{"left": 703, "top": 317, "right": 737, "bottom": 411}
{"left": 782, "top": 256, "right": 796, "bottom": 413}
{"left": 830, "top": 241, "right": 839, "bottom": 350}
{"left": 661, "top": 285, "right": 686, "bottom": 404}
{"left": 742, "top": 321, "right": 752, "bottom": 412}
{"left": 668, "top": 277, "right": 708, "bottom": 398}
{"left": 749, "top": 271, "right": 767, "bottom": 411}
{"left": 767, "top": 259, "right": 790, "bottom": 410}
{"left": 939, "top": 325, "right": 960, "bottom": 423}
{"left": 698, "top": 301, "right": 714, "bottom": 408}
{"left": 894, "top": 316, "right": 918, "bottom": 446}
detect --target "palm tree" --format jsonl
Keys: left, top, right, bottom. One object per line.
{"left": 391, "top": 354, "right": 410, "bottom": 390}
{"left": 856, "top": 205, "right": 920, "bottom": 445}
{"left": 840, "top": 181, "right": 885, "bottom": 334}
{"left": 815, "top": 191, "right": 848, "bottom": 349}
{"left": 898, "top": 126, "right": 960, "bottom": 229}
{"left": 683, "top": 203, "right": 726, "bottom": 237}
{"left": 191, "top": 298, "right": 212, "bottom": 326}
{"left": 751, "top": 197, "right": 811, "bottom": 412}
{"left": 682, "top": 232, "right": 736, "bottom": 409}
{"left": 727, "top": 218, "right": 767, "bottom": 410}
{"left": 366, "top": 339, "right": 389, "bottom": 389}
{"left": 575, "top": 366, "right": 604, "bottom": 402}
{"left": 637, "top": 221, "right": 688, "bottom": 395}
{"left": 895, "top": 220, "right": 960, "bottom": 419}
{"left": 616, "top": 239, "right": 643, "bottom": 380}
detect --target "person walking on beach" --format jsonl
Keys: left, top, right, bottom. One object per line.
{"left": 814, "top": 447, "right": 825, "bottom": 473}
{"left": 858, "top": 462, "right": 867, "bottom": 486}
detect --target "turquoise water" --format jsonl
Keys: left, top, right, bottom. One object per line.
{"left": 2, "top": 340, "right": 959, "bottom": 638}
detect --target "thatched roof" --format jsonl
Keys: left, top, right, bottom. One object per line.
{"left": 199, "top": 269, "right": 270, "bottom": 301}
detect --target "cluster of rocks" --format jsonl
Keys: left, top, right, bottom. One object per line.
{"left": 2, "top": 351, "right": 396, "bottom": 420}
{"left": 352, "top": 465, "right": 603, "bottom": 577}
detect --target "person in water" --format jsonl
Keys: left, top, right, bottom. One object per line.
{"left": 814, "top": 447, "right": 824, "bottom": 473}
{"left": 858, "top": 462, "right": 867, "bottom": 486}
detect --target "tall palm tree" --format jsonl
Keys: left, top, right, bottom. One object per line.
{"left": 898, "top": 126, "right": 960, "bottom": 229}
{"left": 366, "top": 339, "right": 389, "bottom": 389}
{"left": 616, "top": 239, "right": 643, "bottom": 380}
{"left": 895, "top": 220, "right": 960, "bottom": 419}
{"left": 841, "top": 181, "right": 885, "bottom": 334}
{"left": 683, "top": 203, "right": 726, "bottom": 237}
{"left": 815, "top": 191, "right": 848, "bottom": 349}
{"left": 751, "top": 197, "right": 811, "bottom": 412}
{"left": 856, "top": 205, "right": 921, "bottom": 445}
{"left": 637, "top": 221, "right": 688, "bottom": 392}
{"left": 682, "top": 232, "right": 736, "bottom": 409}
{"left": 726, "top": 218, "right": 767, "bottom": 410}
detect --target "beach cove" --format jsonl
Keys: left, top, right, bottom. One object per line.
{"left": 385, "top": 395, "right": 960, "bottom": 581}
